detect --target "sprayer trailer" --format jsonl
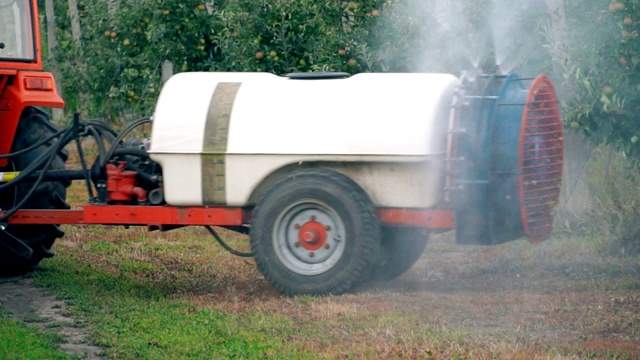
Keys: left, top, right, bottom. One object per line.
{"left": 0, "top": 0, "right": 564, "bottom": 295}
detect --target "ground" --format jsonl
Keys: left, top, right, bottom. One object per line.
{"left": 1, "top": 230, "right": 639, "bottom": 359}
{"left": 0, "top": 276, "right": 104, "bottom": 359}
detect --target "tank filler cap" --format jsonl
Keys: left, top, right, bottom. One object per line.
{"left": 285, "top": 72, "right": 350, "bottom": 80}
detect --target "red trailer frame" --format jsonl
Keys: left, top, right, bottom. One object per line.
{"left": 3, "top": 206, "right": 454, "bottom": 230}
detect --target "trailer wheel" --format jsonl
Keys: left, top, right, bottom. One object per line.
{"left": 371, "top": 227, "right": 428, "bottom": 281}
{"left": 250, "top": 169, "right": 381, "bottom": 296}
{"left": 0, "top": 107, "right": 69, "bottom": 273}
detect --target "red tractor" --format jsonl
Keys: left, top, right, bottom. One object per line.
{"left": 1, "top": 0, "right": 564, "bottom": 296}
{"left": 0, "top": 0, "right": 68, "bottom": 271}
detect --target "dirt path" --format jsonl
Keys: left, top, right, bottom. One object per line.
{"left": 0, "top": 275, "right": 104, "bottom": 359}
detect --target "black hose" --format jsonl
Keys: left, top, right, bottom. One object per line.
{"left": 111, "top": 148, "right": 149, "bottom": 159}
{"left": 205, "top": 226, "right": 254, "bottom": 258}
{"left": 1, "top": 117, "right": 157, "bottom": 203}
{"left": 101, "top": 117, "right": 152, "bottom": 167}
{"left": 81, "top": 119, "right": 118, "bottom": 139}
{"left": 118, "top": 161, "right": 158, "bottom": 187}
{"left": 72, "top": 114, "right": 95, "bottom": 201}
{"left": 85, "top": 125, "right": 107, "bottom": 167}
{"left": 0, "top": 127, "right": 66, "bottom": 159}
{"left": 220, "top": 225, "right": 251, "bottom": 235}
{"left": 1, "top": 116, "right": 158, "bottom": 221}
{"left": 0, "top": 127, "right": 74, "bottom": 191}
{"left": 0, "top": 129, "right": 74, "bottom": 222}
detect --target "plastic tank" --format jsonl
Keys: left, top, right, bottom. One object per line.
{"left": 149, "top": 72, "right": 458, "bottom": 207}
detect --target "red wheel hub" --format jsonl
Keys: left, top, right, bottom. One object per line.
{"left": 297, "top": 221, "right": 327, "bottom": 250}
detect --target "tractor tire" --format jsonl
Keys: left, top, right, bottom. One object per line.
{"left": 250, "top": 169, "right": 381, "bottom": 296}
{"left": 0, "top": 107, "right": 70, "bottom": 273}
{"left": 371, "top": 227, "right": 429, "bottom": 281}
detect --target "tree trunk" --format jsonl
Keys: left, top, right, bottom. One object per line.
{"left": 67, "top": 0, "right": 87, "bottom": 113}
{"left": 560, "top": 132, "right": 593, "bottom": 221}
{"left": 108, "top": 0, "right": 119, "bottom": 18}
{"left": 544, "top": 0, "right": 569, "bottom": 99}
{"left": 162, "top": 60, "right": 174, "bottom": 84}
{"left": 67, "top": 0, "right": 82, "bottom": 44}
{"left": 44, "top": 0, "right": 64, "bottom": 123}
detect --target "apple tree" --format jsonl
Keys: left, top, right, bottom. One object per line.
{"left": 559, "top": 0, "right": 640, "bottom": 165}
{"left": 49, "top": 0, "right": 386, "bottom": 121}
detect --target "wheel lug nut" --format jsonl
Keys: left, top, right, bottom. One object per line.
{"left": 309, "top": 215, "right": 316, "bottom": 221}
{"left": 324, "top": 244, "right": 330, "bottom": 249}
{"left": 325, "top": 225, "right": 331, "bottom": 230}
{"left": 294, "top": 224, "right": 300, "bottom": 229}
{"left": 308, "top": 252, "right": 315, "bottom": 258}
{"left": 294, "top": 242, "right": 300, "bottom": 248}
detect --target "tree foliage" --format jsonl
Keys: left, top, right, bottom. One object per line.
{"left": 41, "top": 0, "right": 555, "bottom": 125}
{"left": 44, "top": 0, "right": 549, "bottom": 121}
{"left": 558, "top": 0, "right": 640, "bottom": 165}
{"left": 48, "top": 0, "right": 388, "bottom": 121}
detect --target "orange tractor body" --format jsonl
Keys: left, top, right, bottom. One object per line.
{"left": 0, "top": 0, "right": 63, "bottom": 167}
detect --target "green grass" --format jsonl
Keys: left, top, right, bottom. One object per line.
{"left": 3, "top": 221, "right": 638, "bottom": 359}
{"left": 31, "top": 253, "right": 310, "bottom": 359}
{"left": 0, "top": 317, "right": 71, "bottom": 360}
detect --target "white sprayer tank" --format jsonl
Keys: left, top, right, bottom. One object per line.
{"left": 149, "top": 72, "right": 458, "bottom": 208}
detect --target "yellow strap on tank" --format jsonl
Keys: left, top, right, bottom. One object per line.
{"left": 0, "top": 172, "right": 19, "bottom": 183}
{"left": 202, "top": 82, "right": 242, "bottom": 204}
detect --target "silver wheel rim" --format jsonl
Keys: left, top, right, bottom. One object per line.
{"left": 272, "top": 198, "right": 346, "bottom": 276}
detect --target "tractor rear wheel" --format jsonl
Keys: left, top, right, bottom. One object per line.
{"left": 250, "top": 169, "right": 381, "bottom": 296}
{"left": 0, "top": 107, "right": 70, "bottom": 273}
{"left": 371, "top": 227, "right": 428, "bottom": 281}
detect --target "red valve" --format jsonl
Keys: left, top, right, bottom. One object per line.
{"left": 106, "top": 162, "right": 147, "bottom": 203}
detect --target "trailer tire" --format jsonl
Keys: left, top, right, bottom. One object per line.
{"left": 371, "top": 227, "right": 428, "bottom": 281}
{"left": 0, "top": 107, "right": 69, "bottom": 273}
{"left": 250, "top": 169, "right": 381, "bottom": 296}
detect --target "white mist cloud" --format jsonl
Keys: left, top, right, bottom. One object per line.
{"left": 375, "top": 0, "right": 551, "bottom": 76}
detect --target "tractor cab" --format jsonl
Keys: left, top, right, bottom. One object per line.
{"left": 0, "top": 0, "right": 37, "bottom": 67}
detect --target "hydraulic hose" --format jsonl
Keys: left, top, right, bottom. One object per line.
{"left": 81, "top": 119, "right": 118, "bottom": 139}
{"left": 0, "top": 127, "right": 74, "bottom": 192}
{"left": 0, "top": 127, "right": 66, "bottom": 159}
{"left": 0, "top": 119, "right": 112, "bottom": 175}
{"left": 0, "top": 128, "right": 74, "bottom": 222}
{"left": 84, "top": 125, "right": 107, "bottom": 166}
{"left": 1, "top": 118, "right": 110, "bottom": 220}
{"left": 101, "top": 117, "right": 152, "bottom": 168}
{"left": 205, "top": 226, "right": 254, "bottom": 258}
{"left": 0, "top": 114, "right": 161, "bottom": 223}
{"left": 74, "top": 116, "right": 95, "bottom": 201}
